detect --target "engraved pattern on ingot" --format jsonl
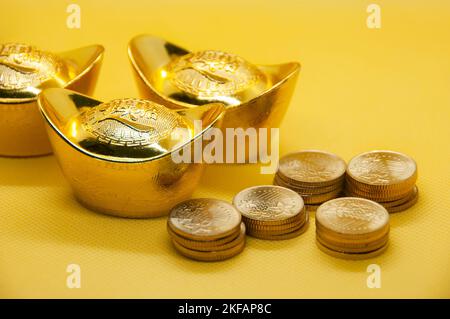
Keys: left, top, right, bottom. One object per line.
{"left": 0, "top": 43, "right": 63, "bottom": 90}
{"left": 279, "top": 151, "right": 346, "bottom": 183}
{"left": 80, "top": 98, "right": 187, "bottom": 147}
{"left": 234, "top": 186, "right": 304, "bottom": 221}
{"left": 316, "top": 198, "right": 389, "bottom": 235}
{"left": 167, "top": 50, "right": 264, "bottom": 98}
{"left": 170, "top": 199, "right": 241, "bottom": 237}
{"left": 347, "top": 151, "right": 416, "bottom": 185}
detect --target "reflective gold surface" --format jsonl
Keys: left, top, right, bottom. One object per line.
{"left": 128, "top": 35, "right": 300, "bottom": 146}
{"left": 0, "top": 43, "right": 104, "bottom": 157}
{"left": 38, "top": 88, "right": 225, "bottom": 218}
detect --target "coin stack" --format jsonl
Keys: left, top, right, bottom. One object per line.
{"left": 315, "top": 197, "right": 390, "bottom": 260}
{"left": 167, "top": 198, "right": 246, "bottom": 261}
{"left": 233, "top": 185, "right": 308, "bottom": 240}
{"left": 345, "top": 150, "right": 418, "bottom": 213}
{"left": 274, "top": 150, "right": 347, "bottom": 211}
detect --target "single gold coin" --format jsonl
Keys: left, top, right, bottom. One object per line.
{"left": 378, "top": 186, "right": 418, "bottom": 208}
{"left": 167, "top": 222, "right": 242, "bottom": 250}
{"left": 233, "top": 185, "right": 304, "bottom": 223}
{"left": 246, "top": 217, "right": 307, "bottom": 236}
{"left": 301, "top": 188, "right": 342, "bottom": 204}
{"left": 316, "top": 231, "right": 389, "bottom": 253}
{"left": 171, "top": 235, "right": 246, "bottom": 262}
{"left": 344, "top": 184, "right": 412, "bottom": 202}
{"left": 171, "top": 223, "right": 246, "bottom": 252}
{"left": 316, "top": 238, "right": 389, "bottom": 260}
{"left": 248, "top": 214, "right": 309, "bottom": 240}
{"left": 273, "top": 174, "right": 343, "bottom": 195}
{"left": 346, "top": 150, "right": 417, "bottom": 192}
{"left": 315, "top": 197, "right": 390, "bottom": 240}
{"left": 277, "top": 150, "right": 346, "bottom": 187}
{"left": 386, "top": 188, "right": 419, "bottom": 213}
{"left": 168, "top": 198, "right": 242, "bottom": 241}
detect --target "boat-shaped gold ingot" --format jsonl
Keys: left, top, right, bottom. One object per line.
{"left": 38, "top": 88, "right": 225, "bottom": 218}
{"left": 0, "top": 43, "right": 104, "bottom": 157}
{"left": 128, "top": 35, "right": 300, "bottom": 159}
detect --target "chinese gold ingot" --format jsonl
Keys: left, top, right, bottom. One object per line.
{"left": 0, "top": 43, "right": 104, "bottom": 156}
{"left": 128, "top": 35, "right": 300, "bottom": 152}
{"left": 38, "top": 88, "right": 225, "bottom": 218}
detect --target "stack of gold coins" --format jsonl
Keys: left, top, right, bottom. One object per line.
{"left": 274, "top": 150, "right": 347, "bottom": 211}
{"left": 315, "top": 197, "right": 390, "bottom": 259}
{"left": 167, "top": 198, "right": 246, "bottom": 261}
{"left": 233, "top": 185, "right": 308, "bottom": 240}
{"left": 345, "top": 150, "right": 418, "bottom": 213}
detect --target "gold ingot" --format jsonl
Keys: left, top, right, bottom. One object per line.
{"left": 38, "top": 88, "right": 225, "bottom": 218}
{"left": 128, "top": 35, "right": 300, "bottom": 152}
{"left": 0, "top": 43, "right": 104, "bottom": 156}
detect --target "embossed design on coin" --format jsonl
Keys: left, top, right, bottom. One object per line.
{"left": 167, "top": 50, "right": 265, "bottom": 98}
{"left": 233, "top": 185, "right": 304, "bottom": 221}
{"left": 316, "top": 197, "right": 389, "bottom": 235}
{"left": 80, "top": 98, "right": 188, "bottom": 147}
{"left": 347, "top": 151, "right": 417, "bottom": 185}
{"left": 0, "top": 43, "right": 63, "bottom": 90}
{"left": 278, "top": 150, "right": 346, "bottom": 184}
{"left": 169, "top": 199, "right": 241, "bottom": 239}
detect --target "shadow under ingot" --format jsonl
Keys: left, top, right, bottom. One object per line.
{"left": 0, "top": 43, "right": 104, "bottom": 157}
{"left": 128, "top": 35, "right": 300, "bottom": 160}
{"left": 38, "top": 88, "right": 225, "bottom": 218}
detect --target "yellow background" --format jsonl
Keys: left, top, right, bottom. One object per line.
{"left": 1, "top": 0, "right": 449, "bottom": 298}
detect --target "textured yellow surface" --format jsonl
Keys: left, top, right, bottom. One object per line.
{"left": 1, "top": 0, "right": 449, "bottom": 298}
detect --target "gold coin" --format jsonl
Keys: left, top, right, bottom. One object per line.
{"left": 346, "top": 150, "right": 417, "bottom": 192}
{"left": 168, "top": 198, "right": 242, "bottom": 241}
{"left": 316, "top": 230, "right": 389, "bottom": 253}
{"left": 274, "top": 174, "right": 343, "bottom": 195}
{"left": 233, "top": 185, "right": 304, "bottom": 222}
{"left": 248, "top": 214, "right": 309, "bottom": 240}
{"left": 316, "top": 221, "right": 389, "bottom": 245}
{"left": 316, "top": 238, "right": 389, "bottom": 260}
{"left": 344, "top": 184, "right": 412, "bottom": 202}
{"left": 246, "top": 216, "right": 307, "bottom": 236}
{"left": 166, "top": 50, "right": 268, "bottom": 99}
{"left": 386, "top": 188, "right": 419, "bottom": 213}
{"left": 277, "top": 150, "right": 346, "bottom": 187}
{"left": 378, "top": 186, "right": 418, "bottom": 208}
{"left": 171, "top": 223, "right": 246, "bottom": 252}
{"left": 315, "top": 197, "right": 390, "bottom": 239}
{"left": 171, "top": 235, "right": 246, "bottom": 262}
{"left": 241, "top": 207, "right": 305, "bottom": 227}
{"left": 301, "top": 188, "right": 342, "bottom": 204}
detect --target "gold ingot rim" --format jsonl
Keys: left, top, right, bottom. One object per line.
{"left": 38, "top": 89, "right": 225, "bottom": 163}
{"left": 128, "top": 34, "right": 300, "bottom": 111}
{"left": 0, "top": 43, "right": 104, "bottom": 104}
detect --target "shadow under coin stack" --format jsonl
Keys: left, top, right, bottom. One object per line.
{"left": 233, "top": 185, "right": 308, "bottom": 240}
{"left": 345, "top": 150, "right": 418, "bottom": 213}
{"left": 274, "top": 150, "right": 347, "bottom": 211}
{"left": 167, "top": 199, "right": 246, "bottom": 261}
{"left": 315, "top": 197, "right": 390, "bottom": 260}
